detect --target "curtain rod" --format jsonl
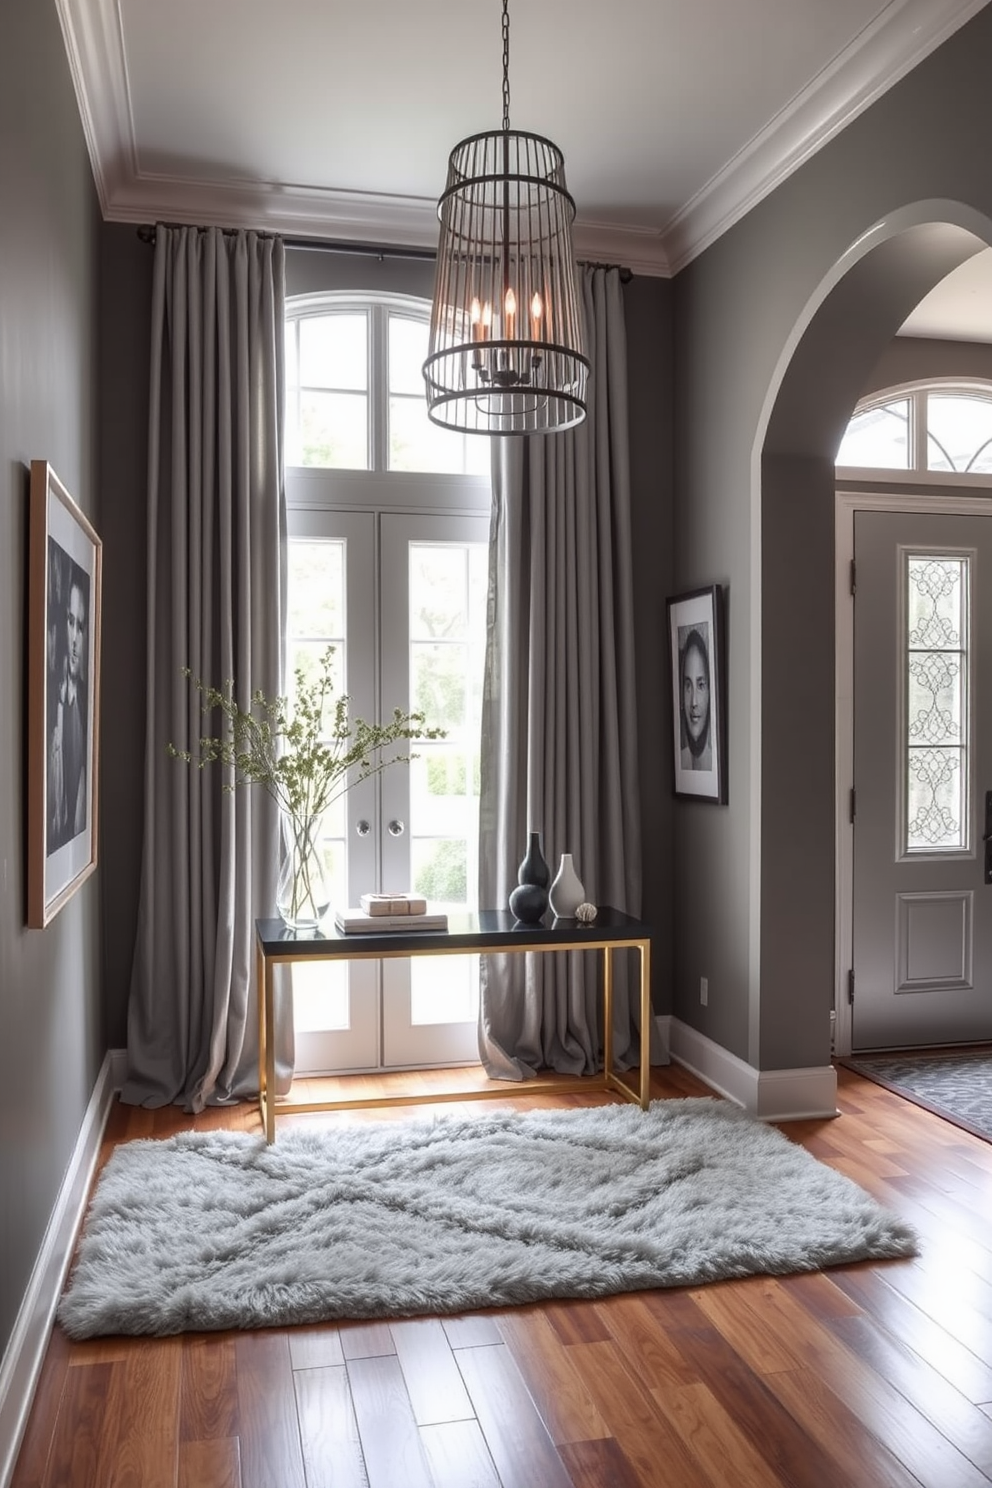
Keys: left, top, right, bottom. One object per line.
{"left": 135, "top": 225, "right": 632, "bottom": 279}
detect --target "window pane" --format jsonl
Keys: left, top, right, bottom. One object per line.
{"left": 836, "top": 400, "right": 910, "bottom": 467}
{"left": 300, "top": 390, "right": 368, "bottom": 469}
{"left": 905, "top": 554, "right": 968, "bottom": 853}
{"left": 413, "top": 836, "right": 467, "bottom": 901}
{"left": 388, "top": 314, "right": 427, "bottom": 395}
{"left": 288, "top": 540, "right": 344, "bottom": 639}
{"left": 412, "top": 643, "right": 467, "bottom": 730}
{"left": 292, "top": 960, "right": 350, "bottom": 1032}
{"left": 299, "top": 313, "right": 367, "bottom": 391}
{"left": 390, "top": 394, "right": 467, "bottom": 473}
{"left": 926, "top": 394, "right": 992, "bottom": 473}
{"left": 287, "top": 538, "right": 351, "bottom": 1034}
{"left": 410, "top": 544, "right": 469, "bottom": 640}
{"left": 410, "top": 954, "right": 479, "bottom": 1025}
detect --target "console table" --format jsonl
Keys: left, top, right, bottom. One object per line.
{"left": 255, "top": 908, "right": 652, "bottom": 1141}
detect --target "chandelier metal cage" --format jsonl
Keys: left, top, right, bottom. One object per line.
{"left": 423, "top": 1, "right": 589, "bottom": 436}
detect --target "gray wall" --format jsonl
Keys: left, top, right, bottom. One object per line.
{"left": 865, "top": 335, "right": 992, "bottom": 396}
{"left": 97, "top": 224, "right": 152, "bottom": 1045}
{"left": 0, "top": 3, "right": 101, "bottom": 1356}
{"left": 672, "top": 1, "right": 992, "bottom": 1069}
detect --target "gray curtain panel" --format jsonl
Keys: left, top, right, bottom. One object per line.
{"left": 478, "top": 264, "right": 660, "bottom": 1079}
{"left": 123, "top": 226, "right": 291, "bottom": 1112}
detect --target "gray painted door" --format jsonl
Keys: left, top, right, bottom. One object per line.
{"left": 853, "top": 509, "right": 992, "bottom": 1049}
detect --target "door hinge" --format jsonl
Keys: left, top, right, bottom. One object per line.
{"left": 849, "top": 786, "right": 856, "bottom": 825}
{"left": 850, "top": 558, "right": 856, "bottom": 596}
{"left": 848, "top": 968, "right": 855, "bottom": 1005}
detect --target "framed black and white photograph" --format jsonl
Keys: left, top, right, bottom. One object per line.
{"left": 667, "top": 584, "right": 726, "bottom": 804}
{"left": 27, "top": 460, "right": 102, "bottom": 927}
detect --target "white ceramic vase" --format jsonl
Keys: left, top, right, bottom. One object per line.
{"left": 549, "top": 852, "right": 585, "bottom": 918}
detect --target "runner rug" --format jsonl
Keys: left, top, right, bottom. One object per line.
{"left": 58, "top": 1097, "right": 917, "bottom": 1340}
{"left": 843, "top": 1049, "right": 992, "bottom": 1142}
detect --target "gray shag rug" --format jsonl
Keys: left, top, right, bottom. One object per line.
{"left": 58, "top": 1098, "right": 918, "bottom": 1340}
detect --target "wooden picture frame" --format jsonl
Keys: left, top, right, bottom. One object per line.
{"left": 667, "top": 584, "right": 727, "bottom": 804}
{"left": 27, "top": 461, "right": 102, "bottom": 926}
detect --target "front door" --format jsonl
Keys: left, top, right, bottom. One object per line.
{"left": 852, "top": 508, "right": 992, "bottom": 1048}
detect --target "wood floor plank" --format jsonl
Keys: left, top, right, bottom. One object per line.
{"left": 757, "top": 1278, "right": 991, "bottom": 1488}
{"left": 288, "top": 1325, "right": 345, "bottom": 1371}
{"left": 651, "top": 1379, "right": 793, "bottom": 1488}
{"left": 347, "top": 1354, "right": 434, "bottom": 1488}
{"left": 97, "top": 1335, "right": 182, "bottom": 1488}
{"left": 496, "top": 1307, "right": 612, "bottom": 1445}
{"left": 543, "top": 1298, "right": 613, "bottom": 1346}
{"left": 234, "top": 1332, "right": 307, "bottom": 1488}
{"left": 440, "top": 1314, "right": 503, "bottom": 1349}
{"left": 557, "top": 1437, "right": 645, "bottom": 1488}
{"left": 419, "top": 1420, "right": 502, "bottom": 1488}
{"left": 178, "top": 1437, "right": 242, "bottom": 1488}
{"left": 38, "top": 1360, "right": 119, "bottom": 1488}
{"left": 389, "top": 1317, "right": 475, "bottom": 1425}
{"left": 563, "top": 1338, "right": 713, "bottom": 1488}
{"left": 9, "top": 1323, "right": 70, "bottom": 1488}
{"left": 339, "top": 1322, "right": 397, "bottom": 1360}
{"left": 832, "top": 1265, "right": 992, "bottom": 1404}
{"left": 455, "top": 1341, "right": 574, "bottom": 1488}
{"left": 664, "top": 1325, "right": 855, "bottom": 1488}
{"left": 294, "top": 1364, "right": 369, "bottom": 1488}
{"left": 762, "top": 1365, "right": 933, "bottom": 1488}
{"left": 689, "top": 1277, "right": 812, "bottom": 1375}
{"left": 831, "top": 1311, "right": 992, "bottom": 1476}
{"left": 180, "top": 1334, "right": 239, "bottom": 1441}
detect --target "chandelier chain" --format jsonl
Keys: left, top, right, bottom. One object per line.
{"left": 501, "top": 0, "right": 510, "bottom": 132}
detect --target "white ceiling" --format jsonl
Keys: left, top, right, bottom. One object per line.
{"left": 58, "top": 0, "right": 989, "bottom": 290}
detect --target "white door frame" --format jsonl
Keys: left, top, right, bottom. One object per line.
{"left": 833, "top": 481, "right": 992, "bottom": 1056}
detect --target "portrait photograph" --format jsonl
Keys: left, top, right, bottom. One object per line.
{"left": 667, "top": 584, "right": 727, "bottom": 804}
{"left": 28, "top": 460, "right": 102, "bottom": 927}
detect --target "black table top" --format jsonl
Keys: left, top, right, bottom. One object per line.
{"left": 255, "top": 906, "right": 651, "bottom": 957}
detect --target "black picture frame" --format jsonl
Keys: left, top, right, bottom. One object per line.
{"left": 667, "top": 584, "right": 727, "bottom": 804}
{"left": 27, "top": 460, "right": 103, "bottom": 926}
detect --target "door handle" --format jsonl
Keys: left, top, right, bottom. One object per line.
{"left": 387, "top": 819, "right": 405, "bottom": 837}
{"left": 356, "top": 819, "right": 371, "bottom": 837}
{"left": 985, "top": 792, "right": 992, "bottom": 882}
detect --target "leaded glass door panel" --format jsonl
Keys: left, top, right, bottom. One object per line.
{"left": 852, "top": 509, "right": 992, "bottom": 1048}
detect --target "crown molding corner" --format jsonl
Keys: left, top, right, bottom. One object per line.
{"left": 574, "top": 219, "right": 671, "bottom": 278}
{"left": 56, "top": 0, "right": 135, "bottom": 219}
{"left": 661, "top": 0, "right": 990, "bottom": 273}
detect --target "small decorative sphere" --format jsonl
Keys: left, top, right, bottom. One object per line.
{"left": 575, "top": 902, "right": 598, "bottom": 923}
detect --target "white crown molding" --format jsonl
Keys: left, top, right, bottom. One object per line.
{"left": 661, "top": 0, "right": 990, "bottom": 274}
{"left": 58, "top": 0, "right": 984, "bottom": 279}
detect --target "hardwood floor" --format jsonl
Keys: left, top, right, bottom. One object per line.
{"left": 12, "top": 1061, "right": 992, "bottom": 1488}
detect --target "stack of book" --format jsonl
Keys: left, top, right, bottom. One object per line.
{"left": 334, "top": 893, "right": 448, "bottom": 935}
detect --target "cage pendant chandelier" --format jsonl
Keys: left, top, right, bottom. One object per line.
{"left": 423, "top": 0, "right": 589, "bottom": 436}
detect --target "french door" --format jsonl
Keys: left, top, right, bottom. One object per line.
{"left": 286, "top": 506, "right": 489, "bottom": 1074}
{"left": 851, "top": 507, "right": 992, "bottom": 1049}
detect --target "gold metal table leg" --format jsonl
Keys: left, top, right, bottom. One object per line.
{"left": 603, "top": 944, "right": 614, "bottom": 1081}
{"left": 639, "top": 937, "right": 652, "bottom": 1109}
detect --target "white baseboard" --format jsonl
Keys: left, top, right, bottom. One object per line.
{"left": 668, "top": 1019, "right": 838, "bottom": 1121}
{"left": 0, "top": 1049, "right": 122, "bottom": 1488}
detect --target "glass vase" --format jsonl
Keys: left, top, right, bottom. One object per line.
{"left": 275, "top": 812, "right": 330, "bottom": 931}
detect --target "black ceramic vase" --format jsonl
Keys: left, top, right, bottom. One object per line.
{"left": 509, "top": 881, "right": 548, "bottom": 925}
{"left": 509, "top": 830, "right": 550, "bottom": 922}
{"left": 517, "top": 831, "right": 550, "bottom": 889}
